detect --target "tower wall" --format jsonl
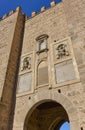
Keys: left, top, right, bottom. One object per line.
{"left": 62, "top": 1, "right": 85, "bottom": 128}
{"left": 0, "top": 11, "right": 18, "bottom": 98}
{"left": 62, "top": 0, "right": 85, "bottom": 65}
{"left": 0, "top": 8, "right": 25, "bottom": 130}
{"left": 0, "top": 0, "right": 85, "bottom": 130}
{"left": 13, "top": 1, "right": 85, "bottom": 130}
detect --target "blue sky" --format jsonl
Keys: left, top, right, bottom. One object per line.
{"left": 0, "top": 0, "right": 70, "bottom": 129}
{"left": 60, "top": 122, "right": 70, "bottom": 130}
{"left": 0, "top": 0, "right": 61, "bottom": 17}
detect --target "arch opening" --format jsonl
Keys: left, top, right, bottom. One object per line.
{"left": 59, "top": 122, "right": 70, "bottom": 130}
{"left": 24, "top": 100, "right": 70, "bottom": 130}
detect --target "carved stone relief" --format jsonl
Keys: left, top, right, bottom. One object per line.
{"left": 18, "top": 53, "right": 33, "bottom": 93}
{"left": 56, "top": 44, "right": 69, "bottom": 59}
{"left": 52, "top": 38, "right": 77, "bottom": 84}
{"left": 20, "top": 55, "right": 32, "bottom": 72}
{"left": 22, "top": 57, "right": 31, "bottom": 71}
{"left": 53, "top": 39, "right": 70, "bottom": 62}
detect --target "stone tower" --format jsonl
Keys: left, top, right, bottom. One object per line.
{"left": 0, "top": 0, "right": 85, "bottom": 130}
{"left": 0, "top": 7, "right": 25, "bottom": 130}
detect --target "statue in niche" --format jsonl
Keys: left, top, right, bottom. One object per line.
{"left": 22, "top": 57, "right": 31, "bottom": 70}
{"left": 56, "top": 44, "right": 69, "bottom": 59}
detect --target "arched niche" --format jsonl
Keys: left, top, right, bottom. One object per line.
{"left": 37, "top": 60, "right": 48, "bottom": 86}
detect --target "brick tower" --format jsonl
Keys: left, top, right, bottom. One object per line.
{"left": 0, "top": 0, "right": 85, "bottom": 130}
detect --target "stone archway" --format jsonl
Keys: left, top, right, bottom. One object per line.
{"left": 22, "top": 91, "right": 80, "bottom": 130}
{"left": 24, "top": 100, "right": 69, "bottom": 130}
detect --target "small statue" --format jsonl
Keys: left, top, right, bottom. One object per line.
{"left": 56, "top": 44, "right": 69, "bottom": 59}
{"left": 22, "top": 57, "right": 31, "bottom": 70}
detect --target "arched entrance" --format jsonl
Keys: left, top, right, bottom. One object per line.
{"left": 60, "top": 122, "right": 70, "bottom": 130}
{"left": 24, "top": 100, "right": 69, "bottom": 130}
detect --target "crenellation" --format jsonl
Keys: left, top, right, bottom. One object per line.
{"left": 9, "top": 10, "right": 15, "bottom": 15}
{"left": 50, "top": 0, "right": 56, "bottom": 7}
{"left": 0, "top": 6, "right": 23, "bottom": 22}
{"left": 16, "top": 6, "right": 22, "bottom": 12}
{"left": 41, "top": 6, "right": 46, "bottom": 12}
{"left": 0, "top": 2, "right": 62, "bottom": 22}
{"left": 2, "top": 14, "right": 8, "bottom": 19}
{"left": 32, "top": 11, "right": 37, "bottom": 17}
{"left": 25, "top": 16, "right": 29, "bottom": 21}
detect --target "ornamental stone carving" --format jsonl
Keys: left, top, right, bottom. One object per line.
{"left": 56, "top": 44, "right": 69, "bottom": 59}
{"left": 22, "top": 57, "right": 31, "bottom": 71}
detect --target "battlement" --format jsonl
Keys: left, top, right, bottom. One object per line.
{"left": 0, "top": 6, "right": 22, "bottom": 21}
{"left": 0, "top": 1, "right": 61, "bottom": 21}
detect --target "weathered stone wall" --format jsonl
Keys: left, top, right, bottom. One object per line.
{"left": 63, "top": 0, "right": 85, "bottom": 128}
{"left": 63, "top": 0, "right": 85, "bottom": 84}
{"left": 13, "top": 1, "right": 85, "bottom": 130}
{"left": 0, "top": 0, "right": 84, "bottom": 130}
{"left": 22, "top": 3, "right": 68, "bottom": 54}
{"left": 0, "top": 12, "right": 18, "bottom": 97}
{"left": 0, "top": 8, "right": 25, "bottom": 130}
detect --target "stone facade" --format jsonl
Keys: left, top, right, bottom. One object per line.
{"left": 0, "top": 0, "right": 85, "bottom": 130}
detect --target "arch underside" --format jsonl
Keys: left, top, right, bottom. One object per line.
{"left": 24, "top": 101, "right": 69, "bottom": 130}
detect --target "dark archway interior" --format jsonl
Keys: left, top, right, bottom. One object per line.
{"left": 24, "top": 101, "right": 69, "bottom": 130}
